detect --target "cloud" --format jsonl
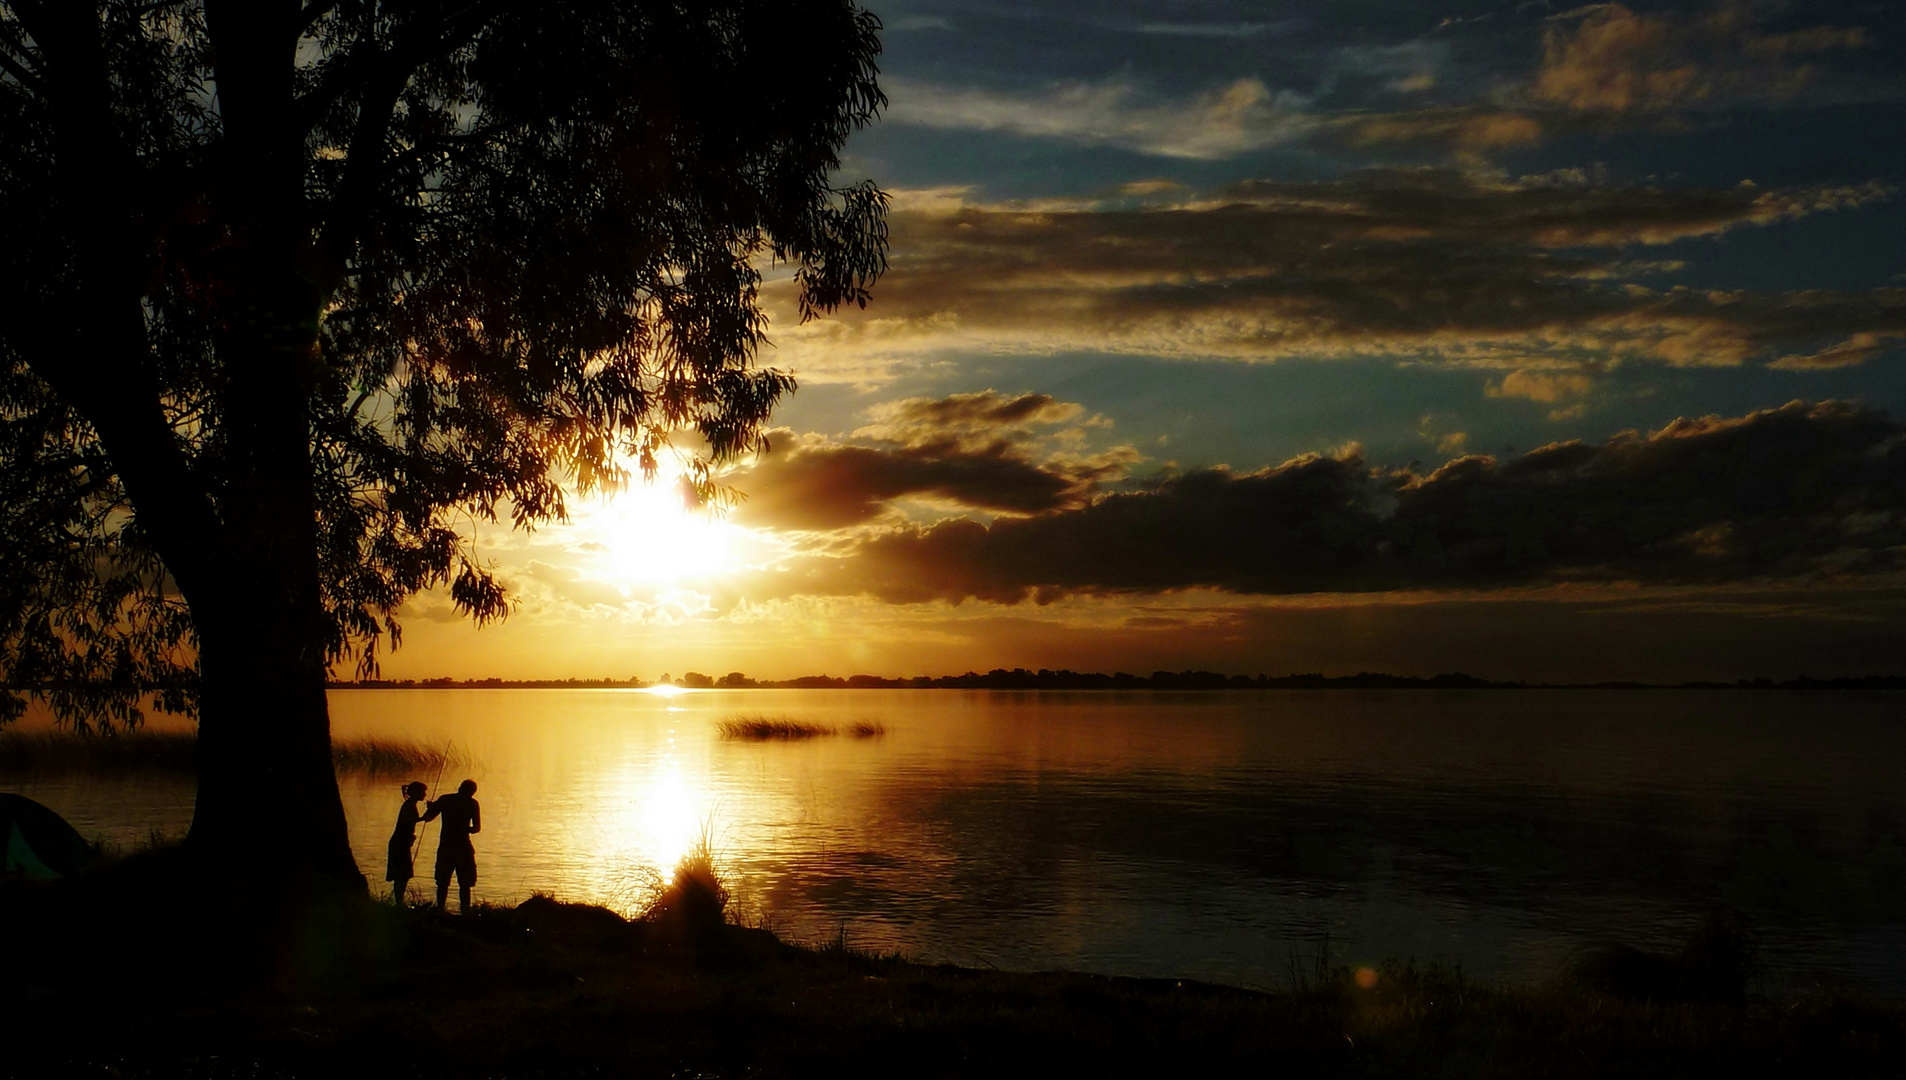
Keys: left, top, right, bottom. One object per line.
{"left": 523, "top": 560, "right": 629, "bottom": 611}
{"left": 881, "top": 74, "right": 1315, "bottom": 159}
{"left": 727, "top": 391, "right": 1138, "bottom": 531}
{"left": 1488, "top": 370, "right": 1596, "bottom": 404}
{"left": 1419, "top": 413, "right": 1470, "bottom": 454}
{"left": 858, "top": 389, "right": 1086, "bottom": 442}
{"left": 1333, "top": 4, "right": 1890, "bottom": 157}
{"left": 1341, "top": 108, "right": 1546, "bottom": 150}
{"left": 765, "top": 171, "right": 1903, "bottom": 380}
{"left": 1534, "top": 3, "right": 1874, "bottom": 114}
{"left": 747, "top": 401, "right": 1906, "bottom": 604}
{"left": 1487, "top": 367, "right": 1599, "bottom": 418}
{"left": 1135, "top": 22, "right": 1282, "bottom": 39}
{"left": 1771, "top": 331, "right": 1903, "bottom": 371}
{"left": 887, "top": 16, "right": 951, "bottom": 32}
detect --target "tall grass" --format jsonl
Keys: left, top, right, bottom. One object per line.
{"left": 717, "top": 715, "right": 835, "bottom": 740}
{"left": 0, "top": 729, "right": 455, "bottom": 778}
{"left": 717, "top": 714, "right": 887, "bottom": 741}
{"left": 330, "top": 737, "right": 455, "bottom": 777}
{"left": 642, "top": 826, "right": 732, "bottom": 943}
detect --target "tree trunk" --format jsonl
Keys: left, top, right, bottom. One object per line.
{"left": 180, "top": 322, "right": 365, "bottom": 899}
{"left": 188, "top": 607, "right": 362, "bottom": 897}
{"left": 176, "top": 0, "right": 363, "bottom": 900}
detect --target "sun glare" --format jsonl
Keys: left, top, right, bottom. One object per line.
{"left": 642, "top": 682, "right": 690, "bottom": 697}
{"left": 579, "top": 466, "right": 746, "bottom": 587}
{"left": 565, "top": 744, "right": 719, "bottom": 910}
{"left": 636, "top": 758, "right": 708, "bottom": 872}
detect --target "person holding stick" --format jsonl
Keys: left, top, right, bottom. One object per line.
{"left": 385, "top": 780, "right": 428, "bottom": 904}
{"left": 422, "top": 779, "right": 481, "bottom": 912}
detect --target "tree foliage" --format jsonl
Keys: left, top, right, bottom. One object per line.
{"left": 0, "top": 0, "right": 888, "bottom": 727}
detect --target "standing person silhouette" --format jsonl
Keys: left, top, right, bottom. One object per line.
{"left": 422, "top": 779, "right": 481, "bottom": 912}
{"left": 385, "top": 780, "right": 428, "bottom": 904}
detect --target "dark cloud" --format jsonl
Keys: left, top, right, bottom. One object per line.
{"left": 773, "top": 170, "right": 1903, "bottom": 375}
{"left": 870, "top": 390, "right": 1085, "bottom": 434}
{"left": 753, "top": 400, "right": 1906, "bottom": 603}
{"left": 729, "top": 391, "right": 1134, "bottom": 531}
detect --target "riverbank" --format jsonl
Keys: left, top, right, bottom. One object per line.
{"left": 3, "top": 884, "right": 1901, "bottom": 1079}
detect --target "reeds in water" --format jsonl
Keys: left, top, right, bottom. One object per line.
{"left": 330, "top": 737, "right": 456, "bottom": 776}
{"left": 0, "top": 729, "right": 455, "bottom": 778}
{"left": 716, "top": 715, "right": 887, "bottom": 741}
{"left": 717, "top": 715, "right": 834, "bottom": 740}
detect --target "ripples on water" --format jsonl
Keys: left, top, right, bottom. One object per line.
{"left": 12, "top": 688, "right": 1905, "bottom": 993}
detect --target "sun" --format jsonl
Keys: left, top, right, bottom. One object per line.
{"left": 579, "top": 468, "right": 743, "bottom": 586}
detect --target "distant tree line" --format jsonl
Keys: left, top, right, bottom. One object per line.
{"left": 328, "top": 670, "right": 1906, "bottom": 691}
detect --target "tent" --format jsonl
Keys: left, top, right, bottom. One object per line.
{"left": 1, "top": 793, "right": 96, "bottom": 879}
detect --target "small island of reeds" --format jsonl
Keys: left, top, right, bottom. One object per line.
{"left": 717, "top": 714, "right": 887, "bottom": 741}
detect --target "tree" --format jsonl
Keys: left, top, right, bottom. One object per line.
{"left": 0, "top": 0, "right": 887, "bottom": 894}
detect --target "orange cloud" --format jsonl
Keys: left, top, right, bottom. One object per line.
{"left": 1534, "top": 3, "right": 1873, "bottom": 114}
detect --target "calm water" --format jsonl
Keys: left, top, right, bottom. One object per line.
{"left": 13, "top": 689, "right": 1906, "bottom": 993}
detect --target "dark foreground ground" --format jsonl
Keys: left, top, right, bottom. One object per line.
{"left": 4, "top": 872, "right": 1903, "bottom": 1080}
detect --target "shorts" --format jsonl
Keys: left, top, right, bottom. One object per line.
{"left": 435, "top": 842, "right": 476, "bottom": 886}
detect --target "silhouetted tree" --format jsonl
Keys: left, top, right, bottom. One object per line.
{"left": 0, "top": 1, "right": 886, "bottom": 894}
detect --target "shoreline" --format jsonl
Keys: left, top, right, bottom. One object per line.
{"left": 4, "top": 888, "right": 1902, "bottom": 1079}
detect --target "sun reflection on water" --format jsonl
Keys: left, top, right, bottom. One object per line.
{"left": 564, "top": 746, "right": 724, "bottom": 911}
{"left": 636, "top": 754, "right": 707, "bottom": 871}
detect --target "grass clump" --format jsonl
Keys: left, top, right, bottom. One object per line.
{"left": 716, "top": 715, "right": 888, "bottom": 741}
{"left": 0, "top": 729, "right": 454, "bottom": 777}
{"left": 642, "top": 835, "right": 732, "bottom": 945}
{"left": 717, "top": 714, "right": 836, "bottom": 740}
{"left": 1560, "top": 910, "right": 1761, "bottom": 1004}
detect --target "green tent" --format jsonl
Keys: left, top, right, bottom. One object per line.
{"left": 1, "top": 793, "right": 95, "bottom": 879}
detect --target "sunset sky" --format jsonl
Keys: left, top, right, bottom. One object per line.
{"left": 384, "top": 1, "right": 1906, "bottom": 684}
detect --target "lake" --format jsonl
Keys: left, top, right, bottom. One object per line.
{"left": 11, "top": 688, "right": 1906, "bottom": 994}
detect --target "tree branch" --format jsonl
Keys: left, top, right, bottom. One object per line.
{"left": 0, "top": 44, "right": 41, "bottom": 94}
{"left": 0, "top": 13, "right": 43, "bottom": 93}
{"left": 298, "top": 0, "right": 340, "bottom": 37}
{"left": 14, "top": 314, "right": 224, "bottom": 601}
{"left": 310, "top": 1, "right": 505, "bottom": 275}
{"left": 10, "top": 0, "right": 225, "bottom": 594}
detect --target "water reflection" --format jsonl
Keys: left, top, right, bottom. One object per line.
{"left": 9, "top": 689, "right": 1905, "bottom": 994}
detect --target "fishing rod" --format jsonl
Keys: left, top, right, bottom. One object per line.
{"left": 407, "top": 740, "right": 453, "bottom": 904}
